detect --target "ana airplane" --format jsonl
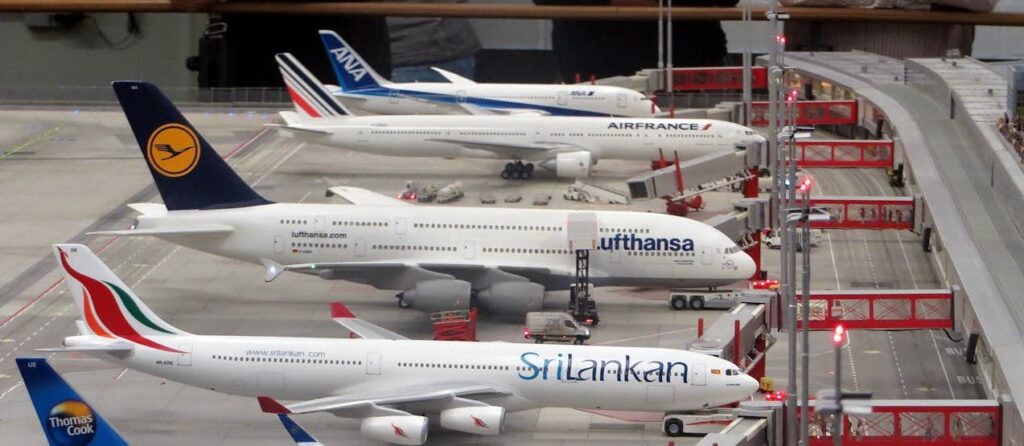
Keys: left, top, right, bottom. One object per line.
{"left": 275, "top": 53, "right": 765, "bottom": 180}
{"left": 318, "top": 30, "right": 658, "bottom": 117}
{"left": 95, "top": 81, "right": 756, "bottom": 316}
{"left": 44, "top": 244, "right": 759, "bottom": 446}
{"left": 17, "top": 357, "right": 128, "bottom": 446}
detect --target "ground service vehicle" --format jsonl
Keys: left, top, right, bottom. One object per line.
{"left": 524, "top": 312, "right": 591, "bottom": 344}
{"left": 669, "top": 291, "right": 743, "bottom": 310}
{"left": 662, "top": 411, "right": 738, "bottom": 436}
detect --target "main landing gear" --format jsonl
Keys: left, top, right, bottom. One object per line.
{"left": 501, "top": 161, "right": 534, "bottom": 180}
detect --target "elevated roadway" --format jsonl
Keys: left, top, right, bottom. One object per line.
{"left": 775, "top": 51, "right": 1024, "bottom": 442}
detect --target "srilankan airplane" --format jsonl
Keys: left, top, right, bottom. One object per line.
{"left": 43, "top": 244, "right": 759, "bottom": 445}
{"left": 94, "top": 81, "right": 756, "bottom": 315}
{"left": 317, "top": 30, "right": 659, "bottom": 118}
{"left": 274, "top": 53, "right": 765, "bottom": 180}
{"left": 16, "top": 356, "right": 323, "bottom": 445}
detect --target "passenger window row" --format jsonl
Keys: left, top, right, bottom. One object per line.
{"left": 399, "top": 362, "right": 509, "bottom": 371}
{"left": 373, "top": 244, "right": 456, "bottom": 252}
{"left": 414, "top": 223, "right": 562, "bottom": 232}
{"left": 280, "top": 219, "right": 308, "bottom": 225}
{"left": 211, "top": 355, "right": 359, "bottom": 365}
{"left": 627, "top": 251, "right": 694, "bottom": 257}
{"left": 484, "top": 247, "right": 569, "bottom": 255}
{"left": 292, "top": 242, "right": 347, "bottom": 249}
{"left": 333, "top": 221, "right": 387, "bottom": 227}
{"left": 600, "top": 227, "right": 650, "bottom": 234}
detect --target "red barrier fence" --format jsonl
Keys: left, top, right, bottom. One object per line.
{"left": 663, "top": 66, "right": 768, "bottom": 91}
{"left": 751, "top": 100, "right": 859, "bottom": 126}
{"left": 794, "top": 140, "right": 894, "bottom": 168}
{"left": 797, "top": 289, "right": 952, "bottom": 330}
{"left": 807, "top": 196, "right": 915, "bottom": 230}
{"left": 806, "top": 399, "right": 1000, "bottom": 446}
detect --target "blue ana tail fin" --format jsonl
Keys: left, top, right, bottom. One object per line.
{"left": 16, "top": 357, "right": 129, "bottom": 446}
{"left": 318, "top": 30, "right": 388, "bottom": 91}
{"left": 112, "top": 81, "right": 271, "bottom": 211}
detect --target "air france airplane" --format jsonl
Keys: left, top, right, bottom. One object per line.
{"left": 318, "top": 30, "right": 658, "bottom": 117}
{"left": 95, "top": 81, "right": 756, "bottom": 316}
{"left": 44, "top": 244, "right": 759, "bottom": 446}
{"left": 276, "top": 53, "right": 765, "bottom": 180}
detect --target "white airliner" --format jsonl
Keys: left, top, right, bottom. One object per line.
{"left": 275, "top": 53, "right": 765, "bottom": 180}
{"left": 317, "top": 30, "right": 659, "bottom": 118}
{"left": 45, "top": 244, "right": 759, "bottom": 446}
{"left": 95, "top": 81, "right": 756, "bottom": 316}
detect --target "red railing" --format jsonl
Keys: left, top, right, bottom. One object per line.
{"left": 751, "top": 100, "right": 859, "bottom": 126}
{"left": 806, "top": 400, "right": 1000, "bottom": 446}
{"left": 807, "top": 196, "right": 914, "bottom": 230}
{"left": 663, "top": 66, "right": 768, "bottom": 91}
{"left": 796, "top": 289, "right": 952, "bottom": 330}
{"left": 793, "top": 140, "right": 894, "bottom": 168}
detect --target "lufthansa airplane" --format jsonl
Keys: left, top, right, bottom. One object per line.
{"left": 95, "top": 81, "right": 756, "bottom": 315}
{"left": 317, "top": 30, "right": 658, "bottom": 117}
{"left": 44, "top": 244, "right": 759, "bottom": 446}
{"left": 275, "top": 53, "right": 765, "bottom": 180}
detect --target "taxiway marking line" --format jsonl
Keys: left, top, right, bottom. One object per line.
{"left": 0, "top": 124, "right": 64, "bottom": 161}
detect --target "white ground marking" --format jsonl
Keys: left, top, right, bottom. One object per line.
{"left": 594, "top": 327, "right": 696, "bottom": 346}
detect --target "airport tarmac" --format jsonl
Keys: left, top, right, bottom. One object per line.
{"left": 0, "top": 107, "right": 984, "bottom": 445}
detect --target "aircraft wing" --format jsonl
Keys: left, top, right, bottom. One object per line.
{"left": 458, "top": 103, "right": 548, "bottom": 117}
{"left": 261, "top": 259, "right": 566, "bottom": 289}
{"left": 430, "top": 67, "right": 477, "bottom": 85}
{"left": 259, "top": 383, "right": 511, "bottom": 417}
{"left": 330, "top": 302, "right": 407, "bottom": 340}
{"left": 89, "top": 224, "right": 234, "bottom": 237}
{"left": 326, "top": 186, "right": 412, "bottom": 207}
{"left": 424, "top": 138, "right": 587, "bottom": 158}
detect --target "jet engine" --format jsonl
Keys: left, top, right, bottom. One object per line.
{"left": 476, "top": 281, "right": 545, "bottom": 315}
{"left": 398, "top": 279, "right": 471, "bottom": 313}
{"left": 440, "top": 406, "right": 506, "bottom": 435}
{"left": 360, "top": 415, "right": 429, "bottom": 445}
{"left": 539, "top": 151, "right": 593, "bottom": 178}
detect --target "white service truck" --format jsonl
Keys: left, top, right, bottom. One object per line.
{"left": 668, "top": 290, "right": 744, "bottom": 310}
{"left": 523, "top": 312, "right": 591, "bottom": 344}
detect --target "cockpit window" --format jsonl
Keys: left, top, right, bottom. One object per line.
{"left": 723, "top": 246, "right": 741, "bottom": 254}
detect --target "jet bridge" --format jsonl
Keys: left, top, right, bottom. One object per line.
{"left": 688, "top": 291, "right": 777, "bottom": 386}
{"left": 626, "top": 141, "right": 766, "bottom": 201}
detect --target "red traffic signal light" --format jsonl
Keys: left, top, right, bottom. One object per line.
{"left": 798, "top": 176, "right": 814, "bottom": 193}
{"left": 832, "top": 324, "right": 846, "bottom": 345}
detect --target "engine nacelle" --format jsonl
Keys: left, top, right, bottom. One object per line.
{"left": 476, "top": 281, "right": 545, "bottom": 316}
{"left": 360, "top": 415, "right": 429, "bottom": 445}
{"left": 440, "top": 406, "right": 506, "bottom": 435}
{"left": 399, "top": 279, "right": 471, "bottom": 313}
{"left": 540, "top": 151, "right": 593, "bottom": 178}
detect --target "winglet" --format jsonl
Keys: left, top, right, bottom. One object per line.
{"left": 258, "top": 396, "right": 291, "bottom": 414}
{"left": 330, "top": 302, "right": 355, "bottom": 319}
{"left": 260, "top": 258, "right": 285, "bottom": 282}
{"left": 276, "top": 414, "right": 323, "bottom": 445}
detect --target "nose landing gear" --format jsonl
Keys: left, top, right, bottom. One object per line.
{"left": 500, "top": 161, "right": 534, "bottom": 180}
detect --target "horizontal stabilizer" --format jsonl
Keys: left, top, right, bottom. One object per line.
{"left": 90, "top": 224, "right": 234, "bottom": 237}
{"left": 431, "top": 67, "right": 477, "bottom": 85}
{"left": 326, "top": 186, "right": 412, "bottom": 206}
{"left": 37, "top": 342, "right": 134, "bottom": 353}
{"left": 127, "top": 202, "right": 167, "bottom": 216}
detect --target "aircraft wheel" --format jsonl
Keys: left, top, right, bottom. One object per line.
{"left": 664, "top": 418, "right": 685, "bottom": 437}
{"left": 521, "top": 169, "right": 532, "bottom": 180}
{"left": 512, "top": 170, "right": 523, "bottom": 180}
{"left": 505, "top": 162, "right": 516, "bottom": 172}
{"left": 397, "top": 298, "right": 411, "bottom": 309}
{"left": 501, "top": 170, "right": 512, "bottom": 180}
{"left": 525, "top": 163, "right": 535, "bottom": 173}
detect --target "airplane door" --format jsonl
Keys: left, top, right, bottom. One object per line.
{"left": 354, "top": 239, "right": 366, "bottom": 257}
{"left": 357, "top": 128, "right": 369, "bottom": 143}
{"left": 456, "top": 90, "right": 468, "bottom": 103}
{"left": 557, "top": 91, "right": 568, "bottom": 105}
{"left": 394, "top": 217, "right": 407, "bottom": 235}
{"left": 646, "top": 385, "right": 675, "bottom": 404}
{"left": 366, "top": 352, "right": 382, "bottom": 375}
{"left": 463, "top": 241, "right": 475, "bottom": 260}
{"left": 258, "top": 373, "right": 286, "bottom": 393}
{"left": 315, "top": 216, "right": 326, "bottom": 232}
{"left": 701, "top": 246, "right": 713, "bottom": 265}
{"left": 274, "top": 236, "right": 285, "bottom": 254}
{"left": 617, "top": 93, "right": 627, "bottom": 108}
{"left": 692, "top": 363, "right": 707, "bottom": 386}
{"left": 177, "top": 344, "right": 192, "bottom": 366}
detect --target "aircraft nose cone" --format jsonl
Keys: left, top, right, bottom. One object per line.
{"left": 741, "top": 374, "right": 760, "bottom": 396}
{"left": 734, "top": 252, "right": 756, "bottom": 280}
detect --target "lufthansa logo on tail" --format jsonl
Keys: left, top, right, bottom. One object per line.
{"left": 146, "top": 123, "right": 200, "bottom": 177}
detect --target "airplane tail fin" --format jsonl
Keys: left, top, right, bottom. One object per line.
{"left": 318, "top": 30, "right": 389, "bottom": 91}
{"left": 53, "top": 244, "right": 191, "bottom": 352}
{"left": 112, "top": 81, "right": 271, "bottom": 211}
{"left": 276, "top": 53, "right": 352, "bottom": 119}
{"left": 16, "top": 357, "right": 129, "bottom": 446}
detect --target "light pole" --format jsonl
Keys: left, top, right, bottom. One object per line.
{"left": 832, "top": 324, "right": 846, "bottom": 446}
{"left": 799, "top": 175, "right": 814, "bottom": 446}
